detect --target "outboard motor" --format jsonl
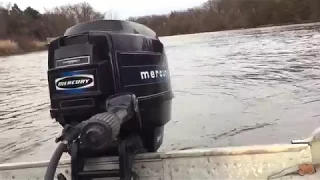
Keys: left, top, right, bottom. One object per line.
{"left": 45, "top": 20, "right": 173, "bottom": 180}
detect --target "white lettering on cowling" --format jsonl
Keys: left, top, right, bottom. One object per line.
{"left": 150, "top": 71, "right": 155, "bottom": 78}
{"left": 140, "top": 70, "right": 168, "bottom": 80}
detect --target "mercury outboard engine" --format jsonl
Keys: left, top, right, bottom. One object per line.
{"left": 44, "top": 20, "right": 173, "bottom": 180}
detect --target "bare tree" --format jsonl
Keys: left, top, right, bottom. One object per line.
{"left": 0, "top": 4, "right": 7, "bottom": 38}
{"left": 66, "top": 2, "right": 105, "bottom": 23}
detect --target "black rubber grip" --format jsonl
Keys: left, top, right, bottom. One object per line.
{"left": 88, "top": 112, "right": 121, "bottom": 140}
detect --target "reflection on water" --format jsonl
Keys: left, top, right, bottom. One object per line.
{"left": 1, "top": 23, "right": 320, "bottom": 163}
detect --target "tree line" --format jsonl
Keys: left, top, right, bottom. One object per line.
{"left": 0, "top": 2, "right": 105, "bottom": 41}
{"left": 1, "top": 0, "right": 320, "bottom": 41}
{"left": 129, "top": 0, "right": 320, "bottom": 36}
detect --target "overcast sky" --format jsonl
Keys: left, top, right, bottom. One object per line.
{"left": 2, "top": 0, "right": 208, "bottom": 19}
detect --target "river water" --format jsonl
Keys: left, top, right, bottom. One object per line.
{"left": 1, "top": 23, "right": 320, "bottom": 163}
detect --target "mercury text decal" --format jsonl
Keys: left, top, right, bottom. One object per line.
{"left": 55, "top": 74, "right": 94, "bottom": 90}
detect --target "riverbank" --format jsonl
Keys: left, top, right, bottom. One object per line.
{"left": 1, "top": 21, "right": 319, "bottom": 57}
{"left": 0, "top": 39, "right": 47, "bottom": 57}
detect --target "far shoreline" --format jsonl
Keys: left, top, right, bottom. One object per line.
{"left": 160, "top": 21, "right": 320, "bottom": 38}
{"left": 0, "top": 38, "right": 48, "bottom": 58}
{"left": 1, "top": 21, "right": 319, "bottom": 57}
{"left": 0, "top": 48, "right": 48, "bottom": 58}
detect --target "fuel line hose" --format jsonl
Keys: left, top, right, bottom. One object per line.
{"left": 44, "top": 124, "right": 83, "bottom": 180}
{"left": 44, "top": 143, "right": 68, "bottom": 180}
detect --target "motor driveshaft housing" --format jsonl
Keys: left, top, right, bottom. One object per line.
{"left": 47, "top": 20, "right": 174, "bottom": 152}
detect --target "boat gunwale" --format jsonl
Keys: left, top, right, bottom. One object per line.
{"left": 0, "top": 143, "right": 309, "bottom": 171}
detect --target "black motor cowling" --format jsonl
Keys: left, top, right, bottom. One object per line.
{"left": 47, "top": 20, "right": 173, "bottom": 152}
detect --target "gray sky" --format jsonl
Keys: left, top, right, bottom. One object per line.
{"left": 2, "top": 0, "right": 208, "bottom": 19}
